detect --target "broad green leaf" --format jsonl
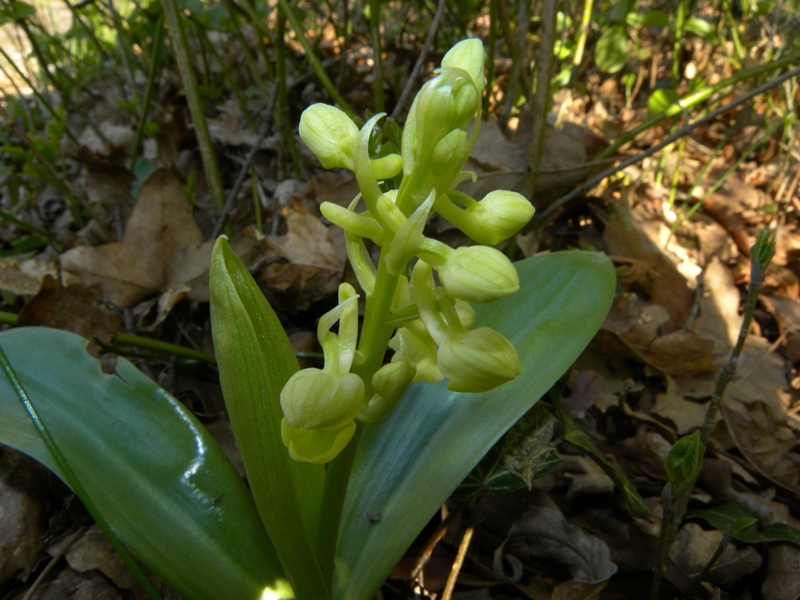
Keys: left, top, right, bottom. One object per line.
{"left": 665, "top": 430, "right": 703, "bottom": 498}
{"left": 336, "top": 251, "right": 616, "bottom": 600}
{"left": 209, "top": 237, "right": 328, "bottom": 599}
{"left": 595, "top": 24, "right": 629, "bottom": 74}
{"left": 0, "top": 328, "right": 288, "bottom": 600}
{"left": 8, "top": 0, "right": 35, "bottom": 20}
{"left": 689, "top": 504, "right": 800, "bottom": 545}
{"left": 648, "top": 88, "right": 680, "bottom": 116}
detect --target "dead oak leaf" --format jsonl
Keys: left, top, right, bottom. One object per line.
{"left": 259, "top": 209, "right": 344, "bottom": 311}
{"left": 61, "top": 169, "right": 214, "bottom": 308}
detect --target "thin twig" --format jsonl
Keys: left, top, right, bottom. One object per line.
{"left": 526, "top": 0, "right": 558, "bottom": 196}
{"left": 22, "top": 527, "right": 87, "bottom": 600}
{"left": 390, "top": 0, "right": 447, "bottom": 120}
{"left": 534, "top": 63, "right": 800, "bottom": 228}
{"left": 211, "top": 96, "right": 277, "bottom": 238}
{"left": 441, "top": 519, "right": 475, "bottom": 600}
{"left": 650, "top": 231, "right": 775, "bottom": 600}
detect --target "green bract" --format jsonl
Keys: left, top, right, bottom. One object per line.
{"left": 299, "top": 103, "right": 359, "bottom": 170}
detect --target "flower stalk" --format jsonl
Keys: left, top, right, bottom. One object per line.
{"left": 293, "top": 39, "right": 535, "bottom": 586}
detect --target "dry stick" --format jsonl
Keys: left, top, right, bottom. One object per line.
{"left": 211, "top": 87, "right": 278, "bottom": 239}
{"left": 526, "top": 0, "right": 558, "bottom": 196}
{"left": 0, "top": 104, "right": 108, "bottom": 234}
{"left": 389, "top": 0, "right": 447, "bottom": 120}
{"left": 21, "top": 527, "right": 87, "bottom": 600}
{"left": 650, "top": 231, "right": 775, "bottom": 600}
{"left": 408, "top": 508, "right": 459, "bottom": 583}
{"left": 441, "top": 520, "right": 476, "bottom": 600}
{"left": 533, "top": 63, "right": 800, "bottom": 228}
{"left": 498, "top": 0, "right": 529, "bottom": 127}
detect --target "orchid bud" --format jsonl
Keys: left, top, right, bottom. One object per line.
{"left": 454, "top": 299, "right": 477, "bottom": 330}
{"left": 438, "top": 327, "right": 521, "bottom": 393}
{"left": 280, "top": 368, "right": 364, "bottom": 430}
{"left": 438, "top": 246, "right": 519, "bottom": 303}
{"left": 430, "top": 128, "right": 469, "bottom": 177}
{"left": 469, "top": 190, "right": 535, "bottom": 245}
{"left": 358, "top": 356, "right": 416, "bottom": 423}
{"left": 299, "top": 104, "right": 359, "bottom": 170}
{"left": 370, "top": 153, "right": 403, "bottom": 180}
{"left": 280, "top": 419, "right": 356, "bottom": 464}
{"left": 442, "top": 39, "right": 485, "bottom": 96}
{"left": 389, "top": 324, "right": 444, "bottom": 384}
{"left": 453, "top": 83, "right": 480, "bottom": 129}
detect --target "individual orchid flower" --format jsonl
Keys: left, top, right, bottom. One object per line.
{"left": 280, "top": 283, "right": 365, "bottom": 463}
{"left": 411, "top": 260, "right": 520, "bottom": 392}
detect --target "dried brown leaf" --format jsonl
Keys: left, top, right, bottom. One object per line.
{"left": 61, "top": 169, "right": 214, "bottom": 308}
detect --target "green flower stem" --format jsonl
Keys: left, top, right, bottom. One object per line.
{"left": 316, "top": 421, "right": 363, "bottom": 591}
{"left": 317, "top": 252, "right": 401, "bottom": 591}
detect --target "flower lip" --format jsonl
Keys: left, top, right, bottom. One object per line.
{"left": 280, "top": 369, "right": 364, "bottom": 430}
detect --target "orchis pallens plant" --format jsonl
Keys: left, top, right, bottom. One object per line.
{"left": 0, "top": 38, "right": 615, "bottom": 600}
{"left": 283, "top": 39, "right": 533, "bottom": 464}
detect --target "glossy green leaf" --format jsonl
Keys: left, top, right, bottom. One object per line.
{"left": 209, "top": 237, "right": 328, "bottom": 599}
{"left": 666, "top": 430, "right": 703, "bottom": 498}
{"left": 684, "top": 17, "right": 716, "bottom": 41}
{"left": 0, "top": 328, "right": 289, "bottom": 600}
{"left": 336, "top": 251, "right": 616, "bottom": 599}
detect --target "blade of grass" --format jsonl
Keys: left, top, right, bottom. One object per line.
{"left": 535, "top": 60, "right": 800, "bottom": 227}
{"left": 276, "top": 0, "right": 354, "bottom": 117}
{"left": 368, "top": 0, "right": 384, "bottom": 112}
{"left": 161, "top": 0, "right": 225, "bottom": 210}
{"left": 130, "top": 12, "right": 165, "bottom": 171}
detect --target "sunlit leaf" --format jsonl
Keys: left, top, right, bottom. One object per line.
{"left": 689, "top": 504, "right": 800, "bottom": 545}
{"left": 336, "top": 251, "right": 616, "bottom": 599}
{"left": 665, "top": 430, "right": 703, "bottom": 498}
{"left": 0, "top": 328, "right": 288, "bottom": 600}
{"left": 210, "top": 237, "right": 328, "bottom": 599}
{"left": 596, "top": 25, "right": 629, "bottom": 74}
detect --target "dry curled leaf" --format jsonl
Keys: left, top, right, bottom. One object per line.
{"left": 18, "top": 276, "right": 119, "bottom": 346}
{"left": 61, "top": 169, "right": 215, "bottom": 308}
{"left": 493, "top": 506, "right": 618, "bottom": 585}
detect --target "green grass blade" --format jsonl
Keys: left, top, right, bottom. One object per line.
{"left": 209, "top": 237, "right": 329, "bottom": 599}
{"left": 0, "top": 328, "right": 289, "bottom": 600}
{"left": 335, "top": 251, "right": 616, "bottom": 600}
